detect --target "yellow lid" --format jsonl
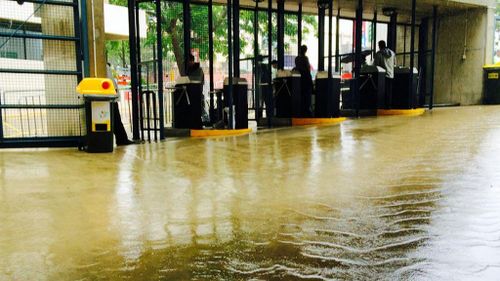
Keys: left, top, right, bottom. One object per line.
{"left": 483, "top": 62, "right": 500, "bottom": 69}
{"left": 76, "top": 78, "right": 116, "bottom": 95}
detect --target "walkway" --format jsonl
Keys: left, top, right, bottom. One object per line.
{"left": 1, "top": 106, "right": 500, "bottom": 280}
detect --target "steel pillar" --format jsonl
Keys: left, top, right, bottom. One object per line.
{"left": 227, "top": 0, "right": 234, "bottom": 129}
{"left": 328, "top": 1, "right": 333, "bottom": 77}
{"left": 430, "top": 6, "right": 437, "bottom": 110}
{"left": 267, "top": 0, "right": 273, "bottom": 127}
{"left": 183, "top": 0, "right": 191, "bottom": 75}
{"left": 372, "top": 11, "right": 377, "bottom": 59}
{"left": 277, "top": 0, "right": 285, "bottom": 69}
{"left": 298, "top": 2, "right": 302, "bottom": 50}
{"left": 155, "top": 0, "right": 164, "bottom": 139}
{"left": 318, "top": 6, "right": 325, "bottom": 71}
{"left": 388, "top": 13, "right": 397, "bottom": 53}
{"left": 418, "top": 17, "right": 428, "bottom": 107}
{"left": 354, "top": 0, "right": 363, "bottom": 116}
{"left": 335, "top": 8, "right": 340, "bottom": 72}
{"left": 128, "top": 0, "right": 140, "bottom": 140}
{"left": 233, "top": 0, "right": 240, "bottom": 77}
{"left": 254, "top": 0, "right": 261, "bottom": 120}
{"left": 409, "top": 0, "right": 416, "bottom": 108}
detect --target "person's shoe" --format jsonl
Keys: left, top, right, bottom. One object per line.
{"left": 116, "top": 139, "right": 134, "bottom": 146}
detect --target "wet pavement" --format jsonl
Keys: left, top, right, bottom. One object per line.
{"left": 1, "top": 106, "right": 500, "bottom": 280}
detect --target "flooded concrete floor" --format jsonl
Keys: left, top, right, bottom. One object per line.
{"left": 1, "top": 106, "right": 500, "bottom": 280}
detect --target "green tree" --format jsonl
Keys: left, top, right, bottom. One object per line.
{"left": 106, "top": 0, "right": 317, "bottom": 73}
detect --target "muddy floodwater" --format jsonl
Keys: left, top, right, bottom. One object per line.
{"left": 1, "top": 106, "right": 500, "bottom": 280}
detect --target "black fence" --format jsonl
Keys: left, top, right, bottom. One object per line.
{"left": 0, "top": 0, "right": 84, "bottom": 148}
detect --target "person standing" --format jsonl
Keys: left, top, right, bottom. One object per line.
{"left": 374, "top": 40, "right": 396, "bottom": 109}
{"left": 186, "top": 54, "right": 204, "bottom": 85}
{"left": 295, "top": 45, "right": 313, "bottom": 117}
{"left": 186, "top": 54, "right": 209, "bottom": 125}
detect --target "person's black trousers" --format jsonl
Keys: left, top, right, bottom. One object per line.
{"left": 385, "top": 77, "right": 393, "bottom": 109}
{"left": 301, "top": 76, "right": 313, "bottom": 117}
{"left": 113, "top": 102, "right": 130, "bottom": 144}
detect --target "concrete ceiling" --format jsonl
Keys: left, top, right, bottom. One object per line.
{"left": 213, "top": 0, "right": 495, "bottom": 20}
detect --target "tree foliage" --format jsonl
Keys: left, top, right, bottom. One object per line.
{"left": 106, "top": 0, "right": 317, "bottom": 74}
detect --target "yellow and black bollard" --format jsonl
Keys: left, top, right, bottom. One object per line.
{"left": 76, "top": 78, "right": 118, "bottom": 153}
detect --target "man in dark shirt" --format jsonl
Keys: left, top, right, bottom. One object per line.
{"left": 186, "top": 54, "right": 209, "bottom": 124}
{"left": 295, "top": 45, "right": 313, "bottom": 117}
{"left": 186, "top": 54, "right": 204, "bottom": 84}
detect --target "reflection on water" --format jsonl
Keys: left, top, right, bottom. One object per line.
{"left": 1, "top": 106, "right": 500, "bottom": 280}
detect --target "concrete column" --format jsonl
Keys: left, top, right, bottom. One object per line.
{"left": 434, "top": 8, "right": 491, "bottom": 105}
{"left": 86, "top": 0, "right": 107, "bottom": 77}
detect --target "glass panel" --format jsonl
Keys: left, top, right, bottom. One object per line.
{"left": 284, "top": 12, "right": 299, "bottom": 69}
{"left": 191, "top": 4, "right": 209, "bottom": 94}
{"left": 239, "top": 9, "right": 254, "bottom": 87}
{"left": 339, "top": 19, "right": 354, "bottom": 76}
{"left": 322, "top": 15, "right": 337, "bottom": 72}
{"left": 395, "top": 25, "right": 419, "bottom": 68}
{"left": 301, "top": 14, "right": 318, "bottom": 75}
{"left": 376, "top": 23, "right": 388, "bottom": 48}
{"left": 213, "top": 4, "right": 228, "bottom": 90}
{"left": 396, "top": 25, "right": 407, "bottom": 54}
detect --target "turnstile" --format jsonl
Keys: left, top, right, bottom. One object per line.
{"left": 360, "top": 65, "right": 386, "bottom": 109}
{"left": 343, "top": 66, "right": 386, "bottom": 110}
{"left": 315, "top": 72, "right": 341, "bottom": 117}
{"left": 173, "top": 77, "right": 203, "bottom": 129}
{"left": 274, "top": 70, "right": 302, "bottom": 118}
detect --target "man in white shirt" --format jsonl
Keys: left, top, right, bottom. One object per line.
{"left": 374, "top": 40, "right": 396, "bottom": 108}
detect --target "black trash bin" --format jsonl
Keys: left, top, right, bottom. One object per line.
{"left": 274, "top": 70, "right": 302, "bottom": 118}
{"left": 315, "top": 71, "right": 341, "bottom": 117}
{"left": 483, "top": 63, "right": 500, "bottom": 104}
{"left": 223, "top": 78, "right": 248, "bottom": 129}
{"left": 76, "top": 78, "right": 118, "bottom": 153}
{"left": 172, "top": 77, "right": 203, "bottom": 129}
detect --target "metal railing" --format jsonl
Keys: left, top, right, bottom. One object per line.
{"left": 0, "top": 89, "right": 47, "bottom": 138}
